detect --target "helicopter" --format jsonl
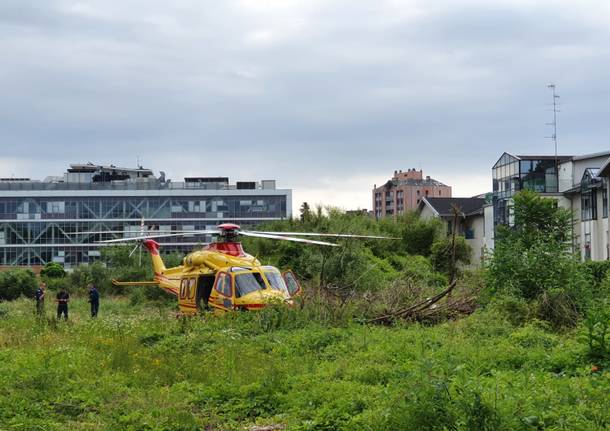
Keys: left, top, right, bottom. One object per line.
{"left": 86, "top": 222, "right": 396, "bottom": 315}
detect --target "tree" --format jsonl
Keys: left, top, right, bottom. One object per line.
{"left": 487, "top": 190, "right": 588, "bottom": 327}
{"left": 300, "top": 202, "right": 312, "bottom": 223}
{"left": 402, "top": 216, "right": 443, "bottom": 256}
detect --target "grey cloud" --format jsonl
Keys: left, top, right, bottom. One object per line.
{"left": 1, "top": 0, "right": 609, "bottom": 208}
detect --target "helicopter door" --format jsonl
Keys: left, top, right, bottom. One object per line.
{"left": 212, "top": 272, "right": 233, "bottom": 311}
{"left": 179, "top": 277, "right": 197, "bottom": 313}
{"left": 197, "top": 275, "right": 215, "bottom": 310}
{"left": 282, "top": 270, "right": 301, "bottom": 297}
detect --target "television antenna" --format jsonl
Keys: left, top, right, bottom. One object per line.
{"left": 545, "top": 83, "right": 560, "bottom": 167}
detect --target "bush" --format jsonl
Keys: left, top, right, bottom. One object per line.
{"left": 44, "top": 277, "right": 71, "bottom": 293}
{"left": 486, "top": 190, "right": 590, "bottom": 328}
{"left": 402, "top": 216, "right": 443, "bottom": 256}
{"left": 430, "top": 236, "right": 472, "bottom": 276}
{"left": 0, "top": 269, "right": 38, "bottom": 301}
{"left": 582, "top": 299, "right": 610, "bottom": 361}
{"left": 582, "top": 260, "right": 610, "bottom": 287}
{"left": 40, "top": 262, "right": 65, "bottom": 279}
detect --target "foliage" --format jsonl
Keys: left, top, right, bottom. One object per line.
{"left": 300, "top": 201, "right": 312, "bottom": 223}
{"left": 430, "top": 236, "right": 472, "bottom": 276}
{"left": 242, "top": 209, "right": 446, "bottom": 295}
{"left": 0, "top": 269, "right": 38, "bottom": 301}
{"left": 401, "top": 213, "right": 443, "bottom": 256}
{"left": 68, "top": 262, "right": 112, "bottom": 293}
{"left": 487, "top": 190, "right": 590, "bottom": 328}
{"left": 40, "top": 262, "right": 66, "bottom": 279}
{"left": 582, "top": 260, "right": 610, "bottom": 287}
{"left": 0, "top": 297, "right": 607, "bottom": 430}
{"left": 582, "top": 300, "right": 610, "bottom": 362}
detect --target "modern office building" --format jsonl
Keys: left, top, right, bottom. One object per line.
{"left": 0, "top": 163, "right": 292, "bottom": 267}
{"left": 373, "top": 169, "right": 452, "bottom": 219}
{"left": 492, "top": 151, "right": 610, "bottom": 260}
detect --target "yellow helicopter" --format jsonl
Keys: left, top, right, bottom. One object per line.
{"left": 92, "top": 222, "right": 395, "bottom": 315}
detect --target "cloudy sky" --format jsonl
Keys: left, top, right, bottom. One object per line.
{"left": 1, "top": 0, "right": 609, "bottom": 211}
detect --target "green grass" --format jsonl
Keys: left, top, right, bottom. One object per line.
{"left": 0, "top": 297, "right": 608, "bottom": 430}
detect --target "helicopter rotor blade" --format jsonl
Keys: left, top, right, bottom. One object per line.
{"left": 253, "top": 231, "right": 400, "bottom": 240}
{"left": 97, "top": 232, "right": 197, "bottom": 243}
{"left": 239, "top": 231, "right": 339, "bottom": 246}
{"left": 66, "top": 231, "right": 128, "bottom": 235}
{"left": 128, "top": 243, "right": 140, "bottom": 257}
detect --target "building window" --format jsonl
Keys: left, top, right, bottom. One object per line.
{"left": 581, "top": 170, "right": 599, "bottom": 221}
{"left": 603, "top": 183, "right": 608, "bottom": 219}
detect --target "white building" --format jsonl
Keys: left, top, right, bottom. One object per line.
{"left": 417, "top": 197, "right": 490, "bottom": 266}
{"left": 492, "top": 151, "right": 610, "bottom": 261}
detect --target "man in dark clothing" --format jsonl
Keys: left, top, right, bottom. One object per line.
{"left": 35, "top": 282, "right": 46, "bottom": 315}
{"left": 88, "top": 284, "right": 100, "bottom": 318}
{"left": 56, "top": 289, "right": 70, "bottom": 320}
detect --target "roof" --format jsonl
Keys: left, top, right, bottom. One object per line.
{"left": 599, "top": 157, "right": 610, "bottom": 177}
{"left": 419, "top": 197, "right": 485, "bottom": 217}
{"left": 515, "top": 155, "right": 573, "bottom": 161}
{"left": 571, "top": 150, "right": 610, "bottom": 162}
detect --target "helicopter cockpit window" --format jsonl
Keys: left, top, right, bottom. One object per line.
{"left": 215, "top": 273, "right": 232, "bottom": 297}
{"left": 262, "top": 266, "right": 289, "bottom": 294}
{"left": 234, "top": 272, "right": 266, "bottom": 297}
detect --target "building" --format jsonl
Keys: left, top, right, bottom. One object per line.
{"left": 492, "top": 151, "right": 610, "bottom": 260}
{"left": 0, "top": 163, "right": 292, "bottom": 267}
{"left": 373, "top": 169, "right": 451, "bottom": 219}
{"left": 417, "top": 196, "right": 490, "bottom": 265}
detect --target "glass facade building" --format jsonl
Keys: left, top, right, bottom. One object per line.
{"left": 0, "top": 164, "right": 291, "bottom": 267}
{"left": 492, "top": 153, "right": 565, "bottom": 226}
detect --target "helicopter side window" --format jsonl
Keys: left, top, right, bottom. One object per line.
{"left": 214, "top": 272, "right": 232, "bottom": 297}
{"left": 234, "top": 272, "right": 266, "bottom": 298}
{"left": 188, "top": 278, "right": 196, "bottom": 299}
{"left": 180, "top": 279, "right": 188, "bottom": 299}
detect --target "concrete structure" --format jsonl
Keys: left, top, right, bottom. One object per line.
{"left": 373, "top": 169, "right": 451, "bottom": 219}
{"left": 417, "top": 196, "right": 489, "bottom": 266}
{"left": 0, "top": 163, "right": 292, "bottom": 267}
{"left": 492, "top": 151, "right": 610, "bottom": 261}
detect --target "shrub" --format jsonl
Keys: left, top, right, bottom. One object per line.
{"left": 402, "top": 216, "right": 443, "bottom": 256}
{"left": 430, "top": 236, "right": 472, "bottom": 276}
{"left": 40, "top": 262, "right": 65, "bottom": 279}
{"left": 0, "top": 269, "right": 38, "bottom": 301}
{"left": 582, "top": 260, "right": 610, "bottom": 286}
{"left": 486, "top": 190, "right": 590, "bottom": 328}
{"left": 582, "top": 299, "right": 610, "bottom": 361}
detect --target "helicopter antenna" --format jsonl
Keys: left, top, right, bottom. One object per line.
{"left": 545, "top": 83, "right": 560, "bottom": 172}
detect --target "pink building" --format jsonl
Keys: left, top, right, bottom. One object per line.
{"left": 373, "top": 169, "right": 452, "bottom": 218}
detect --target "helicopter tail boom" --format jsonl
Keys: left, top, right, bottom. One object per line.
{"left": 143, "top": 239, "right": 167, "bottom": 274}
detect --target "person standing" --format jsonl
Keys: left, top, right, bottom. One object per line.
{"left": 56, "top": 288, "right": 70, "bottom": 320}
{"left": 34, "top": 281, "right": 46, "bottom": 316}
{"left": 88, "top": 284, "right": 100, "bottom": 318}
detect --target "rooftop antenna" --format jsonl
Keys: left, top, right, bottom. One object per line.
{"left": 545, "top": 83, "right": 560, "bottom": 170}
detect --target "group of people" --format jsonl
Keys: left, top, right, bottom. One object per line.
{"left": 34, "top": 282, "right": 100, "bottom": 319}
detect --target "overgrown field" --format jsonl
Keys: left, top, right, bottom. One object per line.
{"left": 1, "top": 297, "right": 608, "bottom": 431}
